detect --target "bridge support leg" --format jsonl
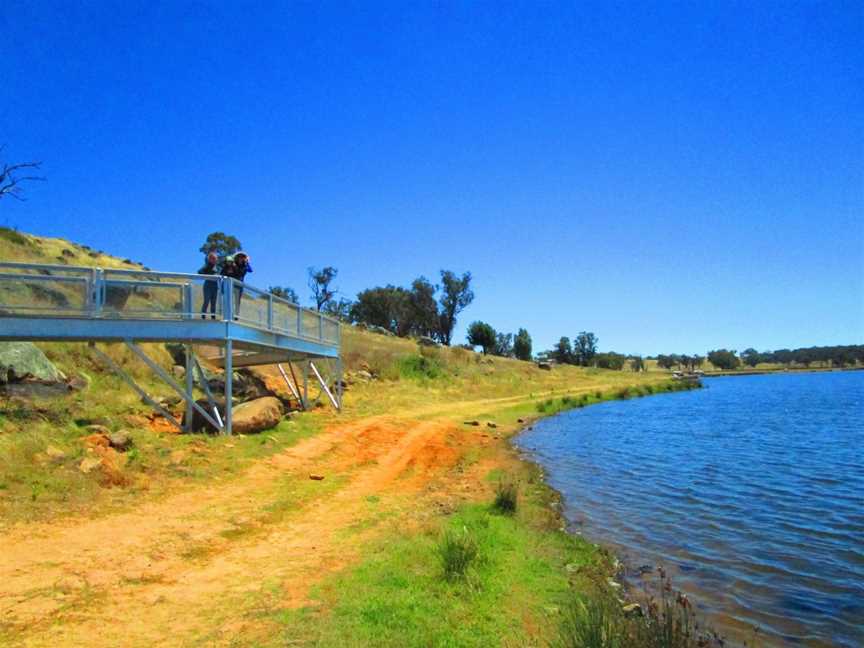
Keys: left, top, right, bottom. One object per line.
{"left": 302, "top": 360, "right": 309, "bottom": 410}
{"left": 184, "top": 344, "right": 194, "bottom": 433}
{"left": 336, "top": 357, "right": 343, "bottom": 411}
{"left": 224, "top": 339, "right": 233, "bottom": 435}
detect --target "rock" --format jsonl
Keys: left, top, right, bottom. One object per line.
{"left": 486, "top": 421, "right": 498, "bottom": 429}
{"left": 93, "top": 446, "right": 129, "bottom": 485}
{"left": 367, "top": 325, "right": 394, "bottom": 336}
{"left": 67, "top": 372, "right": 91, "bottom": 391}
{"left": 309, "top": 474, "right": 325, "bottom": 481}
{"left": 232, "top": 397, "right": 284, "bottom": 434}
{"left": 418, "top": 336, "right": 440, "bottom": 347}
{"left": 517, "top": 418, "right": 526, "bottom": 424}
{"left": 356, "top": 370, "right": 373, "bottom": 381}
{"left": 85, "top": 423, "right": 112, "bottom": 436}
{"left": 171, "top": 365, "right": 186, "bottom": 380}
{"left": 82, "top": 432, "right": 111, "bottom": 448}
{"left": 537, "top": 362, "right": 552, "bottom": 371}
{"left": 45, "top": 445, "right": 66, "bottom": 461}
{"left": 108, "top": 431, "right": 133, "bottom": 452}
{"left": 78, "top": 457, "right": 102, "bottom": 474}
{"left": 606, "top": 578, "right": 621, "bottom": 589}
{"left": 0, "top": 342, "right": 66, "bottom": 384}
{"left": 622, "top": 603, "right": 643, "bottom": 617}
{"left": 463, "top": 420, "right": 480, "bottom": 426}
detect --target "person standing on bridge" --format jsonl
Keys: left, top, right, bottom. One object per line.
{"left": 221, "top": 252, "right": 252, "bottom": 320}
{"left": 198, "top": 251, "right": 221, "bottom": 319}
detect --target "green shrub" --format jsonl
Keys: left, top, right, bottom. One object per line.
{"left": 438, "top": 528, "right": 478, "bottom": 581}
{"left": 493, "top": 479, "right": 518, "bottom": 515}
{"left": 398, "top": 355, "right": 444, "bottom": 380}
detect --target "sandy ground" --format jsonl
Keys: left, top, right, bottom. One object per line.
{"left": 0, "top": 414, "right": 502, "bottom": 647}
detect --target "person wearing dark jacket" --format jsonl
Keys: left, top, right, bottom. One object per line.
{"left": 198, "top": 251, "right": 220, "bottom": 319}
{"left": 221, "top": 252, "right": 253, "bottom": 319}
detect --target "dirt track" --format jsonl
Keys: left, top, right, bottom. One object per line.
{"left": 0, "top": 414, "right": 503, "bottom": 647}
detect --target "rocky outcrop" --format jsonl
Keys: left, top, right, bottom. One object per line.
{"left": 232, "top": 397, "right": 284, "bottom": 434}
{"left": 0, "top": 342, "right": 66, "bottom": 384}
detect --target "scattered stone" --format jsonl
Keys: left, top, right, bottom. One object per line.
{"left": 82, "top": 432, "right": 110, "bottom": 448}
{"left": 537, "top": 362, "right": 552, "bottom": 371}
{"left": 486, "top": 421, "right": 498, "bottom": 429}
{"left": 356, "top": 370, "right": 373, "bottom": 381}
{"left": 565, "top": 562, "right": 580, "bottom": 573}
{"left": 622, "top": 603, "right": 643, "bottom": 617}
{"left": 171, "top": 365, "right": 186, "bottom": 380}
{"left": 85, "top": 424, "right": 111, "bottom": 436}
{"left": 417, "top": 336, "right": 440, "bottom": 347}
{"left": 232, "top": 397, "right": 284, "bottom": 434}
{"left": 517, "top": 418, "right": 526, "bottom": 423}
{"left": 78, "top": 457, "right": 102, "bottom": 474}
{"left": 45, "top": 445, "right": 67, "bottom": 461}
{"left": 108, "top": 431, "right": 133, "bottom": 452}
{"left": 309, "top": 474, "right": 325, "bottom": 481}
{"left": 463, "top": 420, "right": 480, "bottom": 426}
{"left": 67, "top": 372, "right": 91, "bottom": 391}
{"left": 606, "top": 578, "right": 621, "bottom": 589}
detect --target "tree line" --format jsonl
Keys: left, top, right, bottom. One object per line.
{"left": 651, "top": 345, "right": 864, "bottom": 371}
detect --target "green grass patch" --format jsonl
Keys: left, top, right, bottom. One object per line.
{"left": 396, "top": 354, "right": 445, "bottom": 381}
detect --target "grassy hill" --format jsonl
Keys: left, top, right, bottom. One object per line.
{"left": 0, "top": 228, "right": 709, "bottom": 648}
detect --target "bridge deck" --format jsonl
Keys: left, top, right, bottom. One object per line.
{"left": 0, "top": 262, "right": 342, "bottom": 433}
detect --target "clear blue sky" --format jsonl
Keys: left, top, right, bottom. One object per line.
{"left": 2, "top": 1, "right": 862, "bottom": 355}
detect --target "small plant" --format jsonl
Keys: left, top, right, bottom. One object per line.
{"left": 493, "top": 479, "right": 518, "bottom": 515}
{"left": 438, "top": 527, "right": 478, "bottom": 581}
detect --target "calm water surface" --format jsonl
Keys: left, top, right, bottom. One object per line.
{"left": 516, "top": 371, "right": 863, "bottom": 647}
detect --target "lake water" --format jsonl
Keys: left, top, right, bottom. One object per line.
{"left": 516, "top": 371, "right": 864, "bottom": 647}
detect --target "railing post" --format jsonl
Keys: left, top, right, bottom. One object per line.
{"left": 222, "top": 278, "right": 233, "bottom": 322}
{"left": 319, "top": 313, "right": 324, "bottom": 342}
{"left": 297, "top": 306, "right": 302, "bottom": 337}
{"left": 93, "top": 268, "right": 104, "bottom": 317}
{"left": 183, "top": 283, "right": 194, "bottom": 320}
{"left": 267, "top": 293, "right": 273, "bottom": 330}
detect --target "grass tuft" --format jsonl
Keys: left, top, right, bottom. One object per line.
{"left": 492, "top": 479, "right": 518, "bottom": 515}
{"left": 438, "top": 527, "right": 478, "bottom": 581}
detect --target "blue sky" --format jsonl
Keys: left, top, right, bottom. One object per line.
{"left": 2, "top": 1, "right": 862, "bottom": 355}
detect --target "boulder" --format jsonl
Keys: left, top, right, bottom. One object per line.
{"left": 0, "top": 342, "right": 66, "bottom": 384}
{"left": 418, "top": 336, "right": 440, "bottom": 347}
{"left": 171, "top": 365, "right": 186, "bottom": 380}
{"left": 537, "top": 362, "right": 552, "bottom": 371}
{"left": 67, "top": 372, "right": 91, "bottom": 391}
{"left": 108, "top": 431, "right": 134, "bottom": 452}
{"left": 356, "top": 370, "right": 374, "bottom": 381}
{"left": 232, "top": 397, "right": 284, "bottom": 434}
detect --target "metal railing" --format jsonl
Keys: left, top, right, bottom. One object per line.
{"left": 0, "top": 262, "right": 340, "bottom": 347}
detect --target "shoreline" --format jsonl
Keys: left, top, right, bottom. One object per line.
{"left": 507, "top": 378, "right": 742, "bottom": 645}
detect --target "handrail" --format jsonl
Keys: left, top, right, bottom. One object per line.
{"left": 0, "top": 262, "right": 340, "bottom": 347}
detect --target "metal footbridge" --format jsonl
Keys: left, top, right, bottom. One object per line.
{"left": 0, "top": 262, "right": 343, "bottom": 434}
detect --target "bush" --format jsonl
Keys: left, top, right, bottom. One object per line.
{"left": 438, "top": 528, "right": 478, "bottom": 581}
{"left": 398, "top": 355, "right": 443, "bottom": 380}
{"left": 493, "top": 480, "right": 518, "bottom": 515}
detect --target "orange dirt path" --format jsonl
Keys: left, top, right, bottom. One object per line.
{"left": 0, "top": 415, "right": 500, "bottom": 647}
